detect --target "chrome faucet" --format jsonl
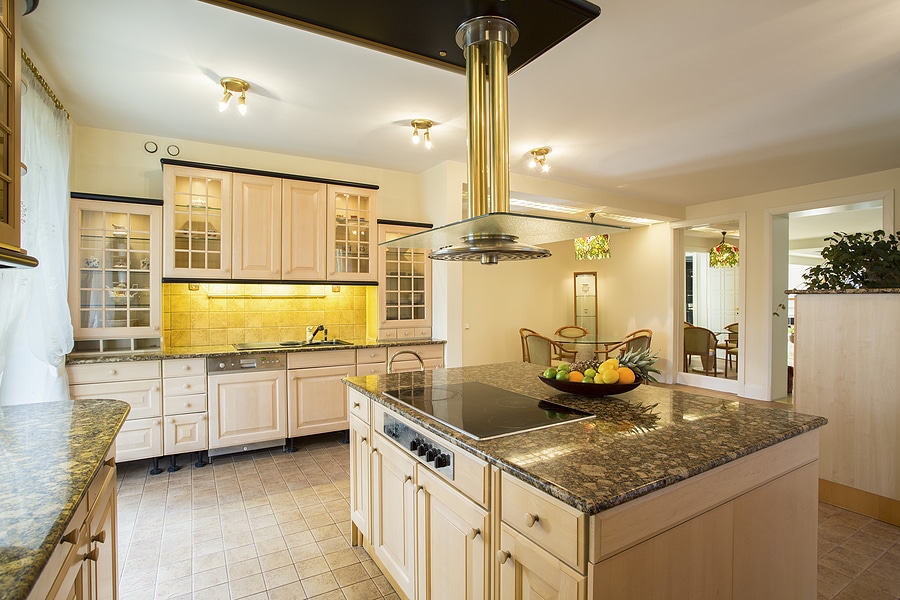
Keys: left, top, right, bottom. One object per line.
{"left": 306, "top": 324, "right": 325, "bottom": 342}
{"left": 387, "top": 350, "right": 425, "bottom": 373}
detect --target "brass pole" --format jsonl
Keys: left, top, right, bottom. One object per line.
{"left": 487, "top": 36, "right": 510, "bottom": 213}
{"left": 465, "top": 41, "right": 487, "bottom": 218}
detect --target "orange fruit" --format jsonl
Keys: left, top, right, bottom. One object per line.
{"left": 567, "top": 371, "right": 584, "bottom": 383}
{"left": 617, "top": 367, "right": 636, "bottom": 384}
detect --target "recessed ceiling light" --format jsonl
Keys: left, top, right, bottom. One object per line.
{"left": 593, "top": 212, "right": 663, "bottom": 225}
{"left": 509, "top": 198, "right": 581, "bottom": 214}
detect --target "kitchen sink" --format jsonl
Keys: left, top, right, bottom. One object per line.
{"left": 232, "top": 339, "right": 353, "bottom": 351}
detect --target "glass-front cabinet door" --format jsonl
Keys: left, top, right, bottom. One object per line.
{"left": 327, "top": 185, "right": 376, "bottom": 281}
{"left": 68, "top": 197, "right": 162, "bottom": 342}
{"left": 163, "top": 165, "right": 232, "bottom": 278}
{"left": 377, "top": 223, "right": 431, "bottom": 339}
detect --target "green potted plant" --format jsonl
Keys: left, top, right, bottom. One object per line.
{"left": 802, "top": 230, "right": 900, "bottom": 290}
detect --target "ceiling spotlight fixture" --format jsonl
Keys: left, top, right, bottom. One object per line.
{"left": 411, "top": 119, "right": 434, "bottom": 149}
{"left": 218, "top": 77, "right": 250, "bottom": 115}
{"left": 528, "top": 147, "right": 552, "bottom": 172}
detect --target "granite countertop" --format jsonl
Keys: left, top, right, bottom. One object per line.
{"left": 790, "top": 288, "right": 900, "bottom": 294}
{"left": 0, "top": 399, "right": 130, "bottom": 600}
{"left": 343, "top": 362, "right": 827, "bottom": 515}
{"left": 65, "top": 338, "right": 446, "bottom": 365}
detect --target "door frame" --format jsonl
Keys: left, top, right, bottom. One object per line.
{"left": 670, "top": 212, "right": 746, "bottom": 394}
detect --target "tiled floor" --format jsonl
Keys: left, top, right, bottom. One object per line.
{"left": 116, "top": 430, "right": 900, "bottom": 600}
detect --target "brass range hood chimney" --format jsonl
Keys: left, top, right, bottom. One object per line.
{"left": 427, "top": 17, "right": 551, "bottom": 265}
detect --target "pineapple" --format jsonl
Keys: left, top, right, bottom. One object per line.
{"left": 569, "top": 347, "right": 660, "bottom": 383}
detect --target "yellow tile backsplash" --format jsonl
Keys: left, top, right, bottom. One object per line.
{"left": 162, "top": 283, "right": 370, "bottom": 348}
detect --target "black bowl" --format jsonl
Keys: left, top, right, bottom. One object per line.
{"left": 537, "top": 375, "right": 641, "bottom": 397}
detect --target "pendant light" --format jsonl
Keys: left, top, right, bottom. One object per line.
{"left": 709, "top": 231, "right": 739, "bottom": 268}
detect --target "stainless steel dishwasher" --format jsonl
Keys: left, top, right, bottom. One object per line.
{"left": 206, "top": 353, "right": 287, "bottom": 458}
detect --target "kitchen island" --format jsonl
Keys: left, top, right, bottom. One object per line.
{"left": 0, "top": 398, "right": 129, "bottom": 600}
{"left": 343, "top": 362, "right": 827, "bottom": 600}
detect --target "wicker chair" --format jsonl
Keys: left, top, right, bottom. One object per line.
{"left": 553, "top": 325, "right": 587, "bottom": 362}
{"left": 519, "top": 328, "right": 540, "bottom": 362}
{"left": 600, "top": 329, "right": 653, "bottom": 360}
{"left": 683, "top": 326, "right": 718, "bottom": 376}
{"left": 523, "top": 333, "right": 565, "bottom": 367}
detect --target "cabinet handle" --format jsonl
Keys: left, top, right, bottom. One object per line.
{"left": 91, "top": 530, "right": 107, "bottom": 544}
{"left": 183, "top": 383, "right": 191, "bottom": 389}
{"left": 168, "top": 418, "right": 175, "bottom": 424}
{"left": 183, "top": 402, "right": 190, "bottom": 408}
{"left": 61, "top": 530, "right": 78, "bottom": 545}
{"left": 496, "top": 550, "right": 511, "bottom": 564}
{"left": 360, "top": 436, "right": 367, "bottom": 443}
{"left": 154, "top": 419, "right": 161, "bottom": 425}
{"left": 83, "top": 548, "right": 100, "bottom": 562}
{"left": 200, "top": 415, "right": 206, "bottom": 421}
{"left": 524, "top": 513, "right": 540, "bottom": 527}
{"left": 404, "top": 475, "right": 412, "bottom": 483}
{"left": 109, "top": 369, "right": 117, "bottom": 376}
{"left": 416, "top": 485, "right": 424, "bottom": 493}
{"left": 353, "top": 402, "right": 360, "bottom": 409}
{"left": 153, "top": 386, "right": 160, "bottom": 392}
{"left": 468, "top": 528, "right": 481, "bottom": 540}
{"left": 182, "top": 365, "right": 190, "bottom": 371}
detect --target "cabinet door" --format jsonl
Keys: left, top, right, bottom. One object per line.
{"left": 0, "top": 0, "right": 20, "bottom": 251}
{"left": 164, "top": 412, "right": 209, "bottom": 454}
{"left": 232, "top": 173, "right": 282, "bottom": 279}
{"left": 116, "top": 417, "right": 163, "bottom": 462}
{"left": 349, "top": 414, "right": 371, "bottom": 545}
{"left": 379, "top": 224, "right": 431, "bottom": 332}
{"left": 372, "top": 434, "right": 417, "bottom": 599}
{"left": 327, "top": 185, "right": 377, "bottom": 281}
{"left": 287, "top": 363, "right": 355, "bottom": 437}
{"left": 497, "top": 524, "right": 586, "bottom": 600}
{"left": 68, "top": 198, "right": 162, "bottom": 340}
{"left": 85, "top": 467, "right": 117, "bottom": 600}
{"left": 163, "top": 165, "right": 232, "bottom": 278}
{"left": 283, "top": 179, "right": 327, "bottom": 280}
{"left": 417, "top": 467, "right": 489, "bottom": 600}
{"left": 47, "top": 525, "right": 90, "bottom": 600}
{"left": 208, "top": 370, "right": 287, "bottom": 448}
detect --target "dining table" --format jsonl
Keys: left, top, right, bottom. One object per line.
{"left": 553, "top": 336, "right": 624, "bottom": 362}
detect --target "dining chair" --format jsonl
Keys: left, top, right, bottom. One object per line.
{"left": 553, "top": 325, "right": 587, "bottom": 362}
{"left": 683, "top": 326, "right": 718, "bottom": 376}
{"left": 601, "top": 328, "right": 653, "bottom": 359}
{"left": 523, "top": 333, "right": 565, "bottom": 367}
{"left": 716, "top": 323, "right": 739, "bottom": 374}
{"left": 519, "top": 327, "right": 540, "bottom": 362}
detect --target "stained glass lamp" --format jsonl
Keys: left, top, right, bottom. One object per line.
{"left": 574, "top": 234, "right": 610, "bottom": 260}
{"left": 709, "top": 231, "right": 739, "bottom": 268}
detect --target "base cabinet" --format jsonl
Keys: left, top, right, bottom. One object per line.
{"left": 207, "top": 369, "right": 287, "bottom": 449}
{"left": 28, "top": 453, "right": 118, "bottom": 600}
{"left": 498, "top": 524, "right": 585, "bottom": 600}
{"left": 349, "top": 414, "right": 371, "bottom": 545}
{"left": 287, "top": 350, "right": 355, "bottom": 438}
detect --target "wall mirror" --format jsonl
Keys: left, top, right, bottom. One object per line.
{"left": 574, "top": 272, "right": 598, "bottom": 338}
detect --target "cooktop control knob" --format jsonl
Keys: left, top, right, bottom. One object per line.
{"left": 417, "top": 443, "right": 430, "bottom": 457}
{"left": 425, "top": 448, "right": 438, "bottom": 462}
{"left": 408, "top": 439, "right": 419, "bottom": 451}
{"left": 434, "top": 454, "right": 450, "bottom": 468}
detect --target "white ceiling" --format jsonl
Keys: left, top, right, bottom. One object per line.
{"left": 20, "top": 0, "right": 900, "bottom": 211}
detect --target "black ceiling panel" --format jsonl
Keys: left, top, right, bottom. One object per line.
{"left": 205, "top": 0, "right": 601, "bottom": 74}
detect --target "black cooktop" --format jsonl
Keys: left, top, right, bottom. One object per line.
{"left": 383, "top": 382, "right": 593, "bottom": 440}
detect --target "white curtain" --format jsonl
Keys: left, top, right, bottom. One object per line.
{"left": 0, "top": 61, "right": 73, "bottom": 405}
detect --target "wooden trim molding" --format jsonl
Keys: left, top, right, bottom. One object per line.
{"left": 819, "top": 479, "right": 900, "bottom": 527}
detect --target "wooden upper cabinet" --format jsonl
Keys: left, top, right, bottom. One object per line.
{"left": 0, "top": 0, "right": 21, "bottom": 251}
{"left": 282, "top": 179, "right": 327, "bottom": 280}
{"left": 232, "top": 173, "right": 282, "bottom": 279}
{"left": 163, "top": 165, "right": 232, "bottom": 278}
{"left": 327, "top": 185, "right": 377, "bottom": 282}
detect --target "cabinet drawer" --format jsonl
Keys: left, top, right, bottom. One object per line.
{"left": 349, "top": 389, "right": 370, "bottom": 424}
{"left": 392, "top": 344, "right": 444, "bottom": 360}
{"left": 163, "top": 358, "right": 206, "bottom": 378}
{"left": 164, "top": 393, "right": 208, "bottom": 415}
{"left": 396, "top": 328, "right": 418, "bottom": 341}
{"left": 70, "top": 380, "right": 162, "bottom": 420}
{"left": 357, "top": 362, "right": 387, "bottom": 376}
{"left": 116, "top": 417, "right": 163, "bottom": 462}
{"left": 357, "top": 347, "right": 387, "bottom": 364}
{"left": 501, "top": 471, "right": 586, "bottom": 571}
{"left": 415, "top": 327, "right": 432, "bottom": 339}
{"left": 164, "top": 413, "right": 209, "bottom": 454}
{"left": 163, "top": 374, "right": 206, "bottom": 396}
{"left": 67, "top": 360, "right": 160, "bottom": 384}
{"left": 287, "top": 349, "right": 356, "bottom": 369}
{"left": 378, "top": 329, "right": 397, "bottom": 340}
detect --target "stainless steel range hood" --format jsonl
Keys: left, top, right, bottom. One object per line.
{"left": 382, "top": 13, "right": 626, "bottom": 263}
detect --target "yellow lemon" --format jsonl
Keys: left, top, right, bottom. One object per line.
{"left": 600, "top": 368, "right": 620, "bottom": 384}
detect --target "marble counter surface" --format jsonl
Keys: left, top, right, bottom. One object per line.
{"left": 0, "top": 399, "right": 130, "bottom": 600}
{"left": 343, "top": 362, "right": 827, "bottom": 515}
{"left": 65, "top": 338, "right": 446, "bottom": 365}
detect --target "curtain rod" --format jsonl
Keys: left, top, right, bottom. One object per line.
{"left": 21, "top": 49, "right": 69, "bottom": 119}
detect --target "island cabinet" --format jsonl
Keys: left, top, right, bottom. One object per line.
{"left": 68, "top": 360, "right": 163, "bottom": 462}
{"left": 27, "top": 450, "right": 118, "bottom": 600}
{"left": 348, "top": 384, "right": 821, "bottom": 600}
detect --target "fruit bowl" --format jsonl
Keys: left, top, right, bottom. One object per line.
{"left": 537, "top": 375, "right": 641, "bottom": 397}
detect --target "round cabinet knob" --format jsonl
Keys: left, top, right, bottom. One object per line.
{"left": 182, "top": 365, "right": 189, "bottom": 371}
{"left": 200, "top": 415, "right": 206, "bottom": 421}
{"left": 496, "top": 550, "right": 511, "bottom": 564}
{"left": 218, "top": 363, "right": 226, "bottom": 369}
{"left": 353, "top": 402, "right": 360, "bottom": 409}
{"left": 168, "top": 418, "right": 174, "bottom": 424}
{"left": 154, "top": 419, "right": 161, "bottom": 425}
{"left": 109, "top": 369, "right": 117, "bottom": 376}
{"left": 524, "top": 513, "right": 540, "bottom": 528}
{"left": 83, "top": 548, "right": 100, "bottom": 563}
{"left": 183, "top": 383, "right": 190, "bottom": 389}
{"left": 468, "top": 528, "right": 481, "bottom": 540}
{"left": 183, "top": 402, "right": 190, "bottom": 408}
{"left": 360, "top": 436, "right": 367, "bottom": 444}
{"left": 404, "top": 475, "right": 413, "bottom": 483}
{"left": 91, "top": 530, "right": 106, "bottom": 544}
